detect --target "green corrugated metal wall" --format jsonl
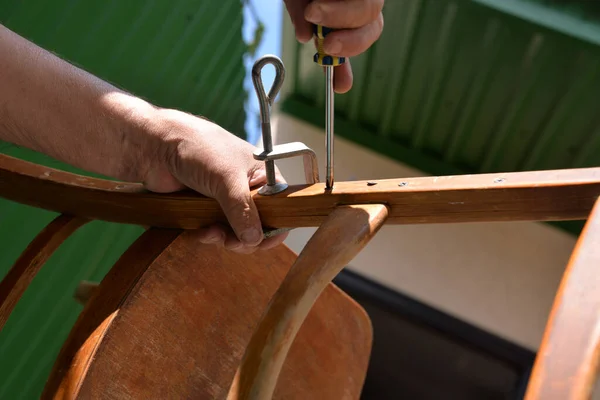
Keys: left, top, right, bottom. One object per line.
{"left": 282, "top": 0, "right": 600, "bottom": 235}
{"left": 284, "top": 0, "right": 600, "bottom": 178}
{"left": 0, "top": 1, "right": 248, "bottom": 398}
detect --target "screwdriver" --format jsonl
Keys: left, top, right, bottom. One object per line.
{"left": 313, "top": 24, "right": 345, "bottom": 190}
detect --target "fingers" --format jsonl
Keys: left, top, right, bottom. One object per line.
{"left": 214, "top": 164, "right": 288, "bottom": 253}
{"left": 323, "top": 16, "right": 384, "bottom": 58}
{"left": 195, "top": 224, "right": 227, "bottom": 245}
{"left": 214, "top": 170, "right": 264, "bottom": 248}
{"left": 305, "top": 0, "right": 384, "bottom": 30}
{"left": 284, "top": 0, "right": 312, "bottom": 43}
{"left": 293, "top": 0, "right": 383, "bottom": 93}
{"left": 193, "top": 223, "right": 289, "bottom": 254}
{"left": 259, "top": 230, "right": 289, "bottom": 250}
{"left": 333, "top": 60, "right": 353, "bottom": 94}
{"left": 248, "top": 163, "right": 287, "bottom": 188}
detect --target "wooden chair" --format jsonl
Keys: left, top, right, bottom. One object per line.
{"left": 1, "top": 55, "right": 600, "bottom": 399}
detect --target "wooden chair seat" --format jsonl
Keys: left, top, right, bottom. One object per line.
{"left": 43, "top": 229, "right": 372, "bottom": 399}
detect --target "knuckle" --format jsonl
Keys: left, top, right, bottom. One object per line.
{"left": 216, "top": 179, "right": 254, "bottom": 220}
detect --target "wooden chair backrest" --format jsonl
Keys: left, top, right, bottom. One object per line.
{"left": 0, "top": 152, "right": 600, "bottom": 399}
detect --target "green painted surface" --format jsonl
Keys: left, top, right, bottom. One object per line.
{"left": 281, "top": 0, "right": 600, "bottom": 235}
{"left": 0, "top": 1, "right": 247, "bottom": 397}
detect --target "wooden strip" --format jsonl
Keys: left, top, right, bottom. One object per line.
{"left": 525, "top": 198, "right": 600, "bottom": 400}
{"left": 42, "top": 228, "right": 183, "bottom": 399}
{"left": 230, "top": 204, "right": 389, "bottom": 399}
{"left": 1, "top": 153, "right": 599, "bottom": 228}
{"left": 0, "top": 214, "right": 87, "bottom": 331}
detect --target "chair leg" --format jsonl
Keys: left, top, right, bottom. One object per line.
{"left": 229, "top": 203, "right": 389, "bottom": 400}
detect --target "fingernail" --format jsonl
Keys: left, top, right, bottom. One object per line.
{"left": 199, "top": 231, "right": 223, "bottom": 244}
{"left": 241, "top": 228, "right": 261, "bottom": 245}
{"left": 204, "top": 234, "right": 222, "bottom": 243}
{"left": 325, "top": 39, "right": 342, "bottom": 55}
{"left": 305, "top": 6, "right": 322, "bottom": 24}
{"left": 225, "top": 241, "right": 243, "bottom": 250}
{"left": 297, "top": 33, "right": 311, "bottom": 44}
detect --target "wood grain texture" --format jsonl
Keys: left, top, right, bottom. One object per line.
{"left": 1, "top": 153, "right": 599, "bottom": 228}
{"left": 43, "top": 228, "right": 183, "bottom": 399}
{"left": 231, "top": 204, "right": 388, "bottom": 400}
{"left": 0, "top": 214, "right": 87, "bottom": 331}
{"left": 44, "top": 230, "right": 372, "bottom": 399}
{"left": 525, "top": 197, "right": 600, "bottom": 400}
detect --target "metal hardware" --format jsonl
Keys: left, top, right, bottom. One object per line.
{"left": 312, "top": 24, "right": 343, "bottom": 190}
{"left": 253, "top": 142, "right": 319, "bottom": 186}
{"left": 252, "top": 55, "right": 286, "bottom": 195}
{"left": 263, "top": 227, "right": 293, "bottom": 239}
{"left": 325, "top": 66, "right": 334, "bottom": 190}
{"left": 251, "top": 55, "right": 320, "bottom": 195}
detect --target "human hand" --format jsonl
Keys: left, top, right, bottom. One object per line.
{"left": 283, "top": 0, "right": 384, "bottom": 93}
{"left": 142, "top": 108, "right": 288, "bottom": 253}
{"left": 0, "top": 23, "right": 286, "bottom": 254}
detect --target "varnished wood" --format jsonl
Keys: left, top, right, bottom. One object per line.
{"left": 2, "top": 150, "right": 598, "bottom": 398}
{"left": 1, "top": 153, "right": 599, "bottom": 229}
{"left": 43, "top": 228, "right": 183, "bottom": 398}
{"left": 525, "top": 198, "right": 600, "bottom": 400}
{"left": 231, "top": 204, "right": 388, "bottom": 399}
{"left": 43, "top": 230, "right": 372, "bottom": 399}
{"left": 0, "top": 214, "right": 87, "bottom": 331}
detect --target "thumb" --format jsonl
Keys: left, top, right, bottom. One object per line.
{"left": 284, "top": 0, "right": 312, "bottom": 43}
{"left": 214, "top": 172, "right": 264, "bottom": 247}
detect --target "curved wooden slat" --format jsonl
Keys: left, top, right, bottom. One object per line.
{"left": 43, "top": 230, "right": 372, "bottom": 399}
{"left": 231, "top": 204, "right": 389, "bottom": 400}
{"left": 0, "top": 214, "right": 87, "bottom": 331}
{"left": 1, "top": 153, "right": 599, "bottom": 229}
{"left": 525, "top": 197, "right": 600, "bottom": 400}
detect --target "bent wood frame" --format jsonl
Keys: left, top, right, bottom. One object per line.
{"left": 1, "top": 153, "right": 599, "bottom": 228}
{"left": 1, "top": 152, "right": 600, "bottom": 399}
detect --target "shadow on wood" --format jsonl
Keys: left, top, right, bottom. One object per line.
{"left": 42, "top": 229, "right": 372, "bottom": 399}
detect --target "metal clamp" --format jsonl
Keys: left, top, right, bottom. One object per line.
{"left": 252, "top": 55, "right": 320, "bottom": 196}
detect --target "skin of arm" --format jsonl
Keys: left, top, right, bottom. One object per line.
{"left": 0, "top": 24, "right": 158, "bottom": 182}
{"left": 0, "top": 24, "right": 286, "bottom": 252}
{"left": 0, "top": 0, "right": 383, "bottom": 252}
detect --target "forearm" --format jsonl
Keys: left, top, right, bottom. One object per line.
{"left": 0, "top": 24, "right": 159, "bottom": 181}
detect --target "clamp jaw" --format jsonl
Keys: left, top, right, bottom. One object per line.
{"left": 251, "top": 55, "right": 320, "bottom": 196}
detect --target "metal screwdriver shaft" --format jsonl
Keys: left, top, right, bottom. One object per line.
{"left": 313, "top": 25, "right": 345, "bottom": 190}
{"left": 325, "top": 65, "right": 334, "bottom": 190}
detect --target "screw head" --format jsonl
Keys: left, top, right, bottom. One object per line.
{"left": 398, "top": 182, "right": 408, "bottom": 187}
{"left": 494, "top": 178, "right": 505, "bottom": 183}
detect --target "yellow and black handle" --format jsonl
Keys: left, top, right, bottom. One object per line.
{"left": 313, "top": 25, "right": 346, "bottom": 67}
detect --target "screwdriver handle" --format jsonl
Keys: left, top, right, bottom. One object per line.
{"left": 312, "top": 25, "right": 346, "bottom": 66}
